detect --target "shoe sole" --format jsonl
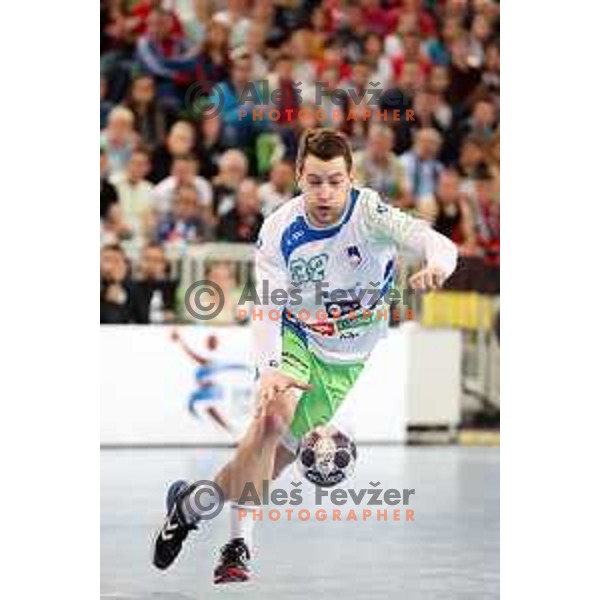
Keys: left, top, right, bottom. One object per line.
{"left": 214, "top": 571, "right": 250, "bottom": 585}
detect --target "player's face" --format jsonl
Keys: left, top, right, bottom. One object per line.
{"left": 298, "top": 155, "right": 353, "bottom": 227}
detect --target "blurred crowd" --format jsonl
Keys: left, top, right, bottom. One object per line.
{"left": 101, "top": 0, "right": 500, "bottom": 324}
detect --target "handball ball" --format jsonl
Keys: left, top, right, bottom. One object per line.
{"left": 296, "top": 426, "right": 357, "bottom": 487}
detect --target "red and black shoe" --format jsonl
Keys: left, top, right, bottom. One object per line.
{"left": 214, "top": 538, "right": 251, "bottom": 584}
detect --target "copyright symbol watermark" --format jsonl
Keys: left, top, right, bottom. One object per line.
{"left": 184, "top": 279, "right": 225, "bottom": 321}
{"left": 184, "top": 80, "right": 224, "bottom": 120}
{"left": 181, "top": 480, "right": 225, "bottom": 521}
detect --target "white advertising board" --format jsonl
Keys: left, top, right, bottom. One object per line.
{"left": 101, "top": 325, "right": 460, "bottom": 446}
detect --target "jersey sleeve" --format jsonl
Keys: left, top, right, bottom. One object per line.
{"left": 361, "top": 188, "right": 458, "bottom": 278}
{"left": 252, "top": 218, "right": 289, "bottom": 373}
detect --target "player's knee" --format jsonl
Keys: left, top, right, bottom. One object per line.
{"left": 260, "top": 394, "right": 294, "bottom": 438}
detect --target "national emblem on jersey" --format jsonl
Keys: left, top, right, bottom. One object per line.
{"left": 345, "top": 245, "right": 362, "bottom": 267}
{"left": 376, "top": 200, "right": 389, "bottom": 214}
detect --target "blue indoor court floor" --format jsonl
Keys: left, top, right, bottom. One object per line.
{"left": 101, "top": 446, "right": 499, "bottom": 600}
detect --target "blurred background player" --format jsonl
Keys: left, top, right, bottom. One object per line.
{"left": 171, "top": 328, "right": 252, "bottom": 434}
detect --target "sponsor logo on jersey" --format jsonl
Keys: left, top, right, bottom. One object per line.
{"left": 339, "top": 331, "right": 360, "bottom": 340}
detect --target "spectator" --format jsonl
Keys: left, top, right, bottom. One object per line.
{"left": 100, "top": 106, "right": 138, "bottom": 177}
{"left": 316, "top": 39, "right": 352, "bottom": 83}
{"left": 196, "top": 17, "right": 231, "bottom": 89}
{"left": 101, "top": 146, "right": 130, "bottom": 244}
{"left": 390, "top": 30, "right": 430, "bottom": 85}
{"left": 244, "top": 22, "right": 269, "bottom": 79}
{"left": 392, "top": 89, "right": 446, "bottom": 155}
{"left": 467, "top": 13, "right": 493, "bottom": 69}
{"left": 101, "top": 148, "right": 119, "bottom": 221}
{"left": 379, "top": 60, "right": 419, "bottom": 120}
{"left": 399, "top": 128, "right": 444, "bottom": 207}
{"left": 150, "top": 120, "right": 196, "bottom": 183}
{"left": 258, "top": 160, "right": 295, "bottom": 216}
{"left": 196, "top": 113, "right": 227, "bottom": 180}
{"left": 100, "top": 0, "right": 134, "bottom": 95}
{"left": 131, "top": 243, "right": 178, "bottom": 323}
{"left": 426, "top": 15, "right": 462, "bottom": 66}
{"left": 100, "top": 245, "right": 133, "bottom": 324}
{"left": 102, "top": 203, "right": 132, "bottom": 244}
{"left": 152, "top": 154, "right": 213, "bottom": 223}
{"left": 213, "top": 0, "right": 252, "bottom": 50}
{"left": 279, "top": 102, "right": 321, "bottom": 162}
{"left": 446, "top": 33, "right": 482, "bottom": 113}
{"left": 443, "top": 166, "right": 500, "bottom": 295}
{"left": 312, "top": 65, "right": 345, "bottom": 128}
{"left": 391, "top": 1, "right": 436, "bottom": 40}
{"left": 212, "top": 149, "right": 249, "bottom": 217}
{"left": 210, "top": 54, "right": 260, "bottom": 148}
{"left": 472, "top": 168, "right": 500, "bottom": 272}
{"left": 333, "top": 4, "right": 366, "bottom": 64}
{"left": 461, "top": 98, "right": 498, "bottom": 145}
{"left": 307, "top": 6, "right": 328, "bottom": 58}
{"left": 432, "top": 170, "right": 478, "bottom": 255}
{"left": 485, "top": 130, "right": 500, "bottom": 186}
{"left": 358, "top": 0, "right": 398, "bottom": 37}
{"left": 100, "top": 75, "right": 114, "bottom": 130}
{"left": 111, "top": 148, "right": 155, "bottom": 240}
{"left": 339, "top": 60, "right": 373, "bottom": 145}
{"left": 428, "top": 65, "right": 453, "bottom": 131}
{"left": 288, "top": 29, "right": 318, "bottom": 90}
{"left": 216, "top": 179, "right": 263, "bottom": 243}
{"left": 354, "top": 126, "right": 406, "bottom": 202}
{"left": 156, "top": 183, "right": 211, "bottom": 244}
{"left": 134, "top": 8, "right": 196, "bottom": 103}
{"left": 125, "top": 74, "right": 172, "bottom": 150}
{"left": 482, "top": 41, "right": 500, "bottom": 98}
{"left": 267, "top": 54, "right": 301, "bottom": 125}
{"left": 363, "top": 32, "right": 393, "bottom": 90}
{"left": 129, "top": 0, "right": 184, "bottom": 39}
{"left": 196, "top": 262, "right": 242, "bottom": 325}
{"left": 457, "top": 136, "right": 487, "bottom": 185}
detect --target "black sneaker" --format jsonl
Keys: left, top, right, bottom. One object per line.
{"left": 152, "top": 480, "right": 197, "bottom": 570}
{"left": 214, "top": 538, "right": 251, "bottom": 584}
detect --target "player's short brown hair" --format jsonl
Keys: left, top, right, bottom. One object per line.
{"left": 296, "top": 128, "right": 353, "bottom": 174}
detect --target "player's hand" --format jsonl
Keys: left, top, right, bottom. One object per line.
{"left": 409, "top": 266, "right": 447, "bottom": 291}
{"left": 170, "top": 328, "right": 180, "bottom": 342}
{"left": 257, "top": 371, "right": 313, "bottom": 414}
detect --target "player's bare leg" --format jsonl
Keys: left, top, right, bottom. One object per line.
{"left": 152, "top": 372, "right": 308, "bottom": 581}
{"left": 214, "top": 386, "right": 298, "bottom": 503}
{"left": 211, "top": 386, "right": 300, "bottom": 584}
{"left": 272, "top": 443, "right": 296, "bottom": 480}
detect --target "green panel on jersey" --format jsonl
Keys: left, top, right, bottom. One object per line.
{"left": 280, "top": 327, "right": 364, "bottom": 439}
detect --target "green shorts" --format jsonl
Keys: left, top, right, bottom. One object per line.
{"left": 280, "top": 326, "right": 364, "bottom": 440}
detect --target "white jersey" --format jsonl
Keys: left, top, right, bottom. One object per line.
{"left": 252, "top": 186, "right": 457, "bottom": 369}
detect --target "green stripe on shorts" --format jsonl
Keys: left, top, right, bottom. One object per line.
{"left": 280, "top": 326, "right": 364, "bottom": 439}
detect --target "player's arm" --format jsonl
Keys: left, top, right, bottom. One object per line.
{"left": 205, "top": 405, "right": 232, "bottom": 433}
{"left": 362, "top": 189, "right": 458, "bottom": 290}
{"left": 252, "top": 224, "right": 312, "bottom": 408}
{"left": 170, "top": 329, "right": 209, "bottom": 365}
